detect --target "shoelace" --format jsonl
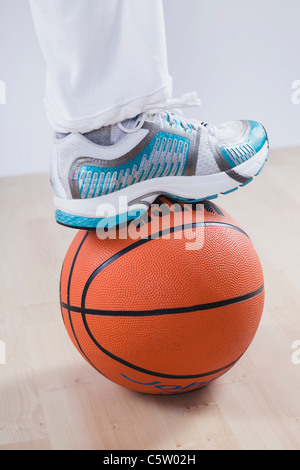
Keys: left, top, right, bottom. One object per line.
{"left": 162, "top": 110, "right": 199, "bottom": 131}
{"left": 117, "top": 92, "right": 211, "bottom": 134}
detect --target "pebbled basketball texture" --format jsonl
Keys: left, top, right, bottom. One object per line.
{"left": 60, "top": 197, "right": 265, "bottom": 395}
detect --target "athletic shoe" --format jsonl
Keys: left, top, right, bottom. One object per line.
{"left": 51, "top": 111, "right": 269, "bottom": 228}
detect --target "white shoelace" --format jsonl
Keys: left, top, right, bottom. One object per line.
{"left": 117, "top": 91, "right": 204, "bottom": 134}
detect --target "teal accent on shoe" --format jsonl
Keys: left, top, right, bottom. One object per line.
{"left": 221, "top": 121, "right": 267, "bottom": 168}
{"left": 91, "top": 176, "right": 100, "bottom": 198}
{"left": 164, "top": 115, "right": 193, "bottom": 134}
{"left": 79, "top": 171, "right": 87, "bottom": 197}
{"left": 56, "top": 210, "right": 101, "bottom": 228}
{"left": 85, "top": 172, "right": 94, "bottom": 199}
{"left": 77, "top": 132, "right": 190, "bottom": 199}
{"left": 247, "top": 121, "right": 267, "bottom": 153}
{"left": 55, "top": 208, "right": 146, "bottom": 229}
{"left": 97, "top": 208, "right": 147, "bottom": 229}
{"left": 221, "top": 145, "right": 255, "bottom": 168}
{"left": 206, "top": 194, "right": 219, "bottom": 200}
{"left": 222, "top": 187, "right": 238, "bottom": 195}
{"left": 241, "top": 177, "right": 254, "bottom": 187}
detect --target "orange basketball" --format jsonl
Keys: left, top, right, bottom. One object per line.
{"left": 60, "top": 197, "right": 264, "bottom": 395}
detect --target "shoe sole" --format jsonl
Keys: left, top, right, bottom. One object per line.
{"left": 55, "top": 141, "right": 269, "bottom": 229}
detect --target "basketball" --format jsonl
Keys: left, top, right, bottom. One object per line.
{"left": 60, "top": 197, "right": 264, "bottom": 395}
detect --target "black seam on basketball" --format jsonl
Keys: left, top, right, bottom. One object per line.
{"left": 80, "top": 221, "right": 251, "bottom": 316}
{"left": 80, "top": 221, "right": 249, "bottom": 313}
{"left": 61, "top": 284, "right": 264, "bottom": 317}
{"left": 64, "top": 231, "right": 93, "bottom": 363}
{"left": 59, "top": 252, "right": 67, "bottom": 327}
{"left": 65, "top": 285, "right": 264, "bottom": 377}
{"left": 79, "top": 312, "right": 244, "bottom": 379}
{"left": 63, "top": 232, "right": 116, "bottom": 380}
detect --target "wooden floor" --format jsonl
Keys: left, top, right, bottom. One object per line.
{"left": 0, "top": 147, "right": 300, "bottom": 451}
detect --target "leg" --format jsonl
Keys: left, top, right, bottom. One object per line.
{"left": 29, "top": 0, "right": 172, "bottom": 133}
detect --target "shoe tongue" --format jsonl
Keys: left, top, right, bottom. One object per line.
{"left": 84, "top": 116, "right": 139, "bottom": 146}
{"left": 83, "top": 126, "right": 112, "bottom": 145}
{"left": 110, "top": 125, "right": 124, "bottom": 144}
{"left": 120, "top": 115, "right": 140, "bottom": 130}
{"left": 110, "top": 116, "right": 139, "bottom": 144}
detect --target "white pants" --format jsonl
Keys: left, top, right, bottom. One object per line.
{"left": 29, "top": 0, "right": 173, "bottom": 133}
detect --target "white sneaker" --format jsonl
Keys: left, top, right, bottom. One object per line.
{"left": 50, "top": 111, "right": 269, "bottom": 228}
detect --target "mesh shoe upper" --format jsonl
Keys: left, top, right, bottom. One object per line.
{"left": 51, "top": 111, "right": 268, "bottom": 200}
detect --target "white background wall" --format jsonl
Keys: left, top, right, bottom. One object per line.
{"left": 0, "top": 0, "right": 299, "bottom": 177}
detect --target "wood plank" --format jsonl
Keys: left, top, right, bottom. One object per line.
{"left": 0, "top": 148, "right": 299, "bottom": 450}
